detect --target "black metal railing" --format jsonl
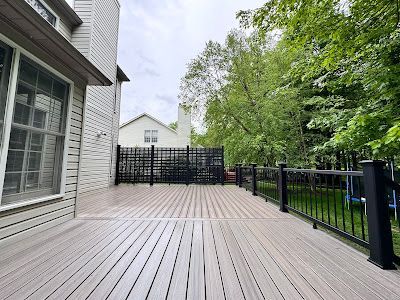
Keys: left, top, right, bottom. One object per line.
{"left": 116, "top": 145, "right": 224, "bottom": 185}
{"left": 255, "top": 167, "right": 279, "bottom": 204}
{"left": 236, "top": 161, "right": 398, "bottom": 269}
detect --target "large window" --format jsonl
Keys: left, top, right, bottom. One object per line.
{"left": 144, "top": 130, "right": 158, "bottom": 144}
{"left": 2, "top": 57, "right": 69, "bottom": 204}
{"left": 25, "top": 0, "right": 57, "bottom": 27}
{"left": 0, "top": 42, "right": 13, "bottom": 158}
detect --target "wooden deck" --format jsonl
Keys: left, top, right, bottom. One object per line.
{"left": 1, "top": 185, "right": 400, "bottom": 299}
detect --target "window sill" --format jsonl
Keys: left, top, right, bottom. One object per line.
{"left": 0, "top": 193, "right": 65, "bottom": 213}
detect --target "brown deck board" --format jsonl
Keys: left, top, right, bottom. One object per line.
{"left": 0, "top": 185, "right": 399, "bottom": 300}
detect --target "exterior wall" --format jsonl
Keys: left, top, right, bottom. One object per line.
{"left": 0, "top": 86, "right": 84, "bottom": 245}
{"left": 177, "top": 105, "right": 191, "bottom": 147}
{"left": 119, "top": 116, "right": 179, "bottom": 148}
{"left": 73, "top": 0, "right": 121, "bottom": 195}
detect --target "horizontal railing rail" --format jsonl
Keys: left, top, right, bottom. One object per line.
{"left": 235, "top": 161, "right": 397, "bottom": 270}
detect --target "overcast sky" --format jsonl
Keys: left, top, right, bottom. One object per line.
{"left": 116, "top": 0, "right": 264, "bottom": 126}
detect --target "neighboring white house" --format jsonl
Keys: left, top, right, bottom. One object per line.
{"left": 119, "top": 105, "right": 191, "bottom": 148}
{"left": 0, "top": 0, "right": 129, "bottom": 244}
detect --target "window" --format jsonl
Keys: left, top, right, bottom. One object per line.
{"left": 25, "top": 0, "right": 57, "bottom": 27}
{"left": 0, "top": 42, "right": 13, "bottom": 157}
{"left": 144, "top": 130, "right": 158, "bottom": 144}
{"left": 2, "top": 57, "right": 69, "bottom": 204}
{"left": 144, "top": 130, "right": 151, "bottom": 143}
{"left": 151, "top": 130, "right": 158, "bottom": 143}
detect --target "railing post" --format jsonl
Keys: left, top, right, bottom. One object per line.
{"left": 115, "top": 145, "right": 120, "bottom": 185}
{"left": 361, "top": 160, "right": 395, "bottom": 269}
{"left": 278, "top": 162, "right": 288, "bottom": 212}
{"left": 238, "top": 164, "right": 243, "bottom": 187}
{"left": 251, "top": 163, "right": 257, "bottom": 196}
{"left": 186, "top": 145, "right": 190, "bottom": 186}
{"left": 150, "top": 145, "right": 155, "bottom": 186}
{"left": 221, "top": 146, "right": 225, "bottom": 185}
{"left": 235, "top": 164, "right": 239, "bottom": 185}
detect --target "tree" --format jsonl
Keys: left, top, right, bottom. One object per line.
{"left": 238, "top": 0, "right": 400, "bottom": 160}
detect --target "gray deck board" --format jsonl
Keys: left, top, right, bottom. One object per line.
{"left": 0, "top": 185, "right": 399, "bottom": 299}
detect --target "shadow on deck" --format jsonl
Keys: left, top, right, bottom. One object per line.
{"left": 0, "top": 185, "right": 399, "bottom": 299}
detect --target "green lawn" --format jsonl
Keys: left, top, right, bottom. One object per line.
{"left": 256, "top": 181, "right": 400, "bottom": 259}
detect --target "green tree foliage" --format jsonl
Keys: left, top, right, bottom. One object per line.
{"left": 181, "top": 0, "right": 400, "bottom": 166}
{"left": 239, "top": 0, "right": 400, "bottom": 160}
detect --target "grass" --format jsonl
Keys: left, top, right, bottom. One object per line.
{"left": 256, "top": 180, "right": 400, "bottom": 259}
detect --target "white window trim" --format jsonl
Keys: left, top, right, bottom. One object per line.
{"left": 26, "top": 0, "right": 60, "bottom": 29}
{"left": 0, "top": 33, "right": 73, "bottom": 208}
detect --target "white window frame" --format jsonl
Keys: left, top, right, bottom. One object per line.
{"left": 0, "top": 33, "right": 73, "bottom": 211}
{"left": 25, "top": 0, "right": 60, "bottom": 29}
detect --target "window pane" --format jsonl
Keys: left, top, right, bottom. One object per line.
{"left": 6, "top": 150, "right": 24, "bottom": 172}
{"left": 19, "top": 60, "right": 38, "bottom": 86}
{"left": 37, "top": 71, "right": 52, "bottom": 93}
{"left": 3, "top": 173, "right": 22, "bottom": 196}
{"left": 16, "top": 84, "right": 35, "bottom": 106}
{"left": 13, "top": 102, "right": 32, "bottom": 126}
{"left": 25, "top": 0, "right": 57, "bottom": 26}
{"left": 9, "top": 127, "right": 28, "bottom": 150}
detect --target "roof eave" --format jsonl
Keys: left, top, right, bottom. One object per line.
{"left": 117, "top": 65, "right": 130, "bottom": 82}
{"left": 51, "top": 0, "right": 83, "bottom": 26}
{"left": 0, "top": 0, "right": 112, "bottom": 86}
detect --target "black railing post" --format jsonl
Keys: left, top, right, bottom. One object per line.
{"left": 235, "top": 164, "right": 239, "bottom": 186}
{"left": 278, "top": 162, "right": 288, "bottom": 212}
{"left": 186, "top": 145, "right": 190, "bottom": 186}
{"left": 221, "top": 146, "right": 225, "bottom": 185}
{"left": 251, "top": 163, "right": 257, "bottom": 196}
{"left": 238, "top": 164, "right": 243, "bottom": 187}
{"left": 115, "top": 145, "right": 121, "bottom": 185}
{"left": 150, "top": 145, "right": 155, "bottom": 186}
{"left": 361, "top": 160, "right": 395, "bottom": 269}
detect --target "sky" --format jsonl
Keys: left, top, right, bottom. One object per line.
{"left": 116, "top": 0, "right": 265, "bottom": 126}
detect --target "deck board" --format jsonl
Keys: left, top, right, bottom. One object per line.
{"left": 0, "top": 185, "right": 399, "bottom": 300}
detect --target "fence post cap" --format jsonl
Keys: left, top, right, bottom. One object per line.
{"left": 277, "top": 161, "right": 287, "bottom": 167}
{"left": 360, "top": 160, "right": 386, "bottom": 166}
{"left": 251, "top": 163, "right": 257, "bottom": 167}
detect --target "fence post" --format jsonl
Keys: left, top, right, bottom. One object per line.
{"left": 150, "top": 145, "right": 155, "bottom": 186}
{"left": 238, "top": 164, "right": 243, "bottom": 187}
{"left": 221, "top": 146, "right": 225, "bottom": 185}
{"left": 278, "top": 162, "right": 288, "bottom": 212}
{"left": 361, "top": 160, "right": 395, "bottom": 269}
{"left": 115, "top": 145, "right": 121, "bottom": 185}
{"left": 235, "top": 164, "right": 239, "bottom": 185}
{"left": 251, "top": 163, "right": 257, "bottom": 196}
{"left": 186, "top": 145, "right": 190, "bottom": 186}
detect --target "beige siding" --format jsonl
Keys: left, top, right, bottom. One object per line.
{"left": 71, "top": 0, "right": 94, "bottom": 57}
{"left": 73, "top": 0, "right": 121, "bottom": 196}
{"left": 0, "top": 86, "right": 85, "bottom": 245}
{"left": 119, "top": 116, "right": 179, "bottom": 148}
{"left": 58, "top": 19, "right": 73, "bottom": 42}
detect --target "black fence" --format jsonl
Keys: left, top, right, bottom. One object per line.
{"left": 116, "top": 145, "right": 224, "bottom": 185}
{"left": 236, "top": 161, "right": 400, "bottom": 269}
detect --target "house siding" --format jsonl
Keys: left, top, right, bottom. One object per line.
{"left": 73, "top": 0, "right": 121, "bottom": 196}
{"left": 0, "top": 86, "right": 85, "bottom": 245}
{"left": 119, "top": 116, "right": 179, "bottom": 148}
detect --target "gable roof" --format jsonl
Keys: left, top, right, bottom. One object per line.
{"left": 120, "top": 113, "right": 177, "bottom": 134}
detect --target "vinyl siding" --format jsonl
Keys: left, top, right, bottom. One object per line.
{"left": 0, "top": 86, "right": 85, "bottom": 245}
{"left": 119, "top": 116, "right": 179, "bottom": 148}
{"left": 73, "top": 0, "right": 121, "bottom": 196}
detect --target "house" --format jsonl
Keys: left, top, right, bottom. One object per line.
{"left": 119, "top": 105, "right": 191, "bottom": 148}
{"left": 0, "top": 0, "right": 129, "bottom": 244}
